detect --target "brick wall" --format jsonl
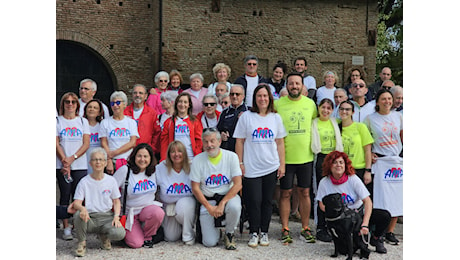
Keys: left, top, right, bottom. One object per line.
{"left": 56, "top": 0, "right": 378, "bottom": 90}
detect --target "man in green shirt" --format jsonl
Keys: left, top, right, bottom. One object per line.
{"left": 274, "top": 72, "right": 317, "bottom": 244}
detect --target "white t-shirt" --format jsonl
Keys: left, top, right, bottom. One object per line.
{"left": 99, "top": 116, "right": 139, "bottom": 160}
{"left": 86, "top": 123, "right": 102, "bottom": 174}
{"left": 207, "top": 82, "right": 232, "bottom": 96}
{"left": 174, "top": 116, "right": 194, "bottom": 160}
{"left": 79, "top": 98, "right": 110, "bottom": 120}
{"left": 233, "top": 111, "right": 287, "bottom": 178}
{"left": 303, "top": 75, "right": 317, "bottom": 90}
{"left": 132, "top": 106, "right": 144, "bottom": 121}
{"left": 201, "top": 115, "right": 218, "bottom": 129}
{"left": 74, "top": 174, "right": 121, "bottom": 213}
{"left": 364, "top": 111, "right": 403, "bottom": 156}
{"left": 113, "top": 165, "right": 158, "bottom": 215}
{"left": 56, "top": 116, "right": 90, "bottom": 170}
{"left": 245, "top": 75, "right": 259, "bottom": 107}
{"left": 155, "top": 161, "right": 193, "bottom": 204}
{"left": 316, "top": 86, "right": 336, "bottom": 105}
{"left": 159, "top": 113, "right": 172, "bottom": 131}
{"left": 316, "top": 174, "right": 370, "bottom": 210}
{"left": 190, "top": 149, "right": 242, "bottom": 197}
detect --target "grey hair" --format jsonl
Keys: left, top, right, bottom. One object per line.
{"left": 132, "top": 84, "right": 147, "bottom": 94}
{"left": 334, "top": 88, "right": 347, "bottom": 95}
{"left": 202, "top": 94, "right": 218, "bottom": 104}
{"left": 190, "top": 73, "right": 204, "bottom": 83}
{"left": 90, "top": 147, "right": 107, "bottom": 160}
{"left": 160, "top": 90, "right": 179, "bottom": 103}
{"left": 110, "top": 91, "right": 128, "bottom": 104}
{"left": 381, "top": 80, "right": 395, "bottom": 88}
{"left": 80, "top": 78, "right": 97, "bottom": 91}
{"left": 244, "top": 54, "right": 259, "bottom": 64}
{"left": 202, "top": 127, "right": 221, "bottom": 141}
{"left": 230, "top": 84, "right": 245, "bottom": 95}
{"left": 154, "top": 71, "right": 170, "bottom": 84}
{"left": 390, "top": 85, "right": 403, "bottom": 95}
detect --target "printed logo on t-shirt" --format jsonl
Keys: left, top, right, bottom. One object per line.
{"left": 205, "top": 174, "right": 230, "bottom": 187}
{"left": 175, "top": 124, "right": 190, "bottom": 135}
{"left": 252, "top": 127, "right": 274, "bottom": 143}
{"left": 379, "top": 122, "right": 399, "bottom": 147}
{"left": 102, "top": 189, "right": 112, "bottom": 196}
{"left": 341, "top": 135, "right": 355, "bottom": 159}
{"left": 90, "top": 133, "right": 99, "bottom": 144}
{"left": 288, "top": 111, "right": 306, "bottom": 134}
{"left": 341, "top": 192, "right": 355, "bottom": 205}
{"left": 166, "top": 183, "right": 192, "bottom": 194}
{"left": 133, "top": 179, "right": 156, "bottom": 193}
{"left": 60, "top": 127, "right": 83, "bottom": 138}
{"left": 383, "top": 167, "right": 403, "bottom": 182}
{"left": 109, "top": 128, "right": 131, "bottom": 137}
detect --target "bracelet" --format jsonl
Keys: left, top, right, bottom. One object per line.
{"left": 364, "top": 168, "right": 371, "bottom": 172}
{"left": 361, "top": 225, "right": 369, "bottom": 229}
{"left": 239, "top": 162, "right": 244, "bottom": 165}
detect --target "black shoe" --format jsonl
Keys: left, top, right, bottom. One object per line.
{"left": 385, "top": 232, "right": 399, "bottom": 245}
{"left": 143, "top": 240, "right": 154, "bottom": 248}
{"left": 370, "top": 236, "right": 387, "bottom": 254}
{"left": 316, "top": 229, "right": 332, "bottom": 242}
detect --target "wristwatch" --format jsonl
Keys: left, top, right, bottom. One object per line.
{"left": 73, "top": 154, "right": 78, "bottom": 159}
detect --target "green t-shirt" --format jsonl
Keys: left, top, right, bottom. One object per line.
{"left": 341, "top": 122, "right": 374, "bottom": 169}
{"left": 317, "top": 118, "right": 338, "bottom": 154}
{"left": 275, "top": 96, "right": 317, "bottom": 164}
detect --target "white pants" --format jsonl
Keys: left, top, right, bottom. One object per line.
{"left": 199, "top": 195, "right": 241, "bottom": 247}
{"left": 161, "top": 196, "right": 196, "bottom": 243}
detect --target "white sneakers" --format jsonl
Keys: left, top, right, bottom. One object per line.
{"left": 248, "top": 232, "right": 269, "bottom": 247}
{"left": 62, "top": 227, "right": 73, "bottom": 240}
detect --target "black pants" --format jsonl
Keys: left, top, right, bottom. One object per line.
{"left": 243, "top": 170, "right": 277, "bottom": 233}
{"left": 315, "top": 153, "right": 327, "bottom": 230}
{"left": 56, "top": 169, "right": 87, "bottom": 206}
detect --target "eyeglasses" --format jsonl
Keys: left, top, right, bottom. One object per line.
{"left": 64, "top": 100, "right": 78, "bottom": 105}
{"left": 159, "top": 80, "right": 168, "bottom": 83}
{"left": 339, "top": 107, "right": 352, "bottom": 111}
{"left": 247, "top": 63, "right": 257, "bottom": 66}
{"left": 230, "top": 92, "right": 242, "bottom": 96}
{"left": 351, "top": 83, "right": 365, "bottom": 88}
{"left": 381, "top": 86, "right": 392, "bottom": 90}
{"left": 110, "top": 100, "right": 123, "bottom": 106}
{"left": 221, "top": 101, "right": 229, "bottom": 105}
{"left": 203, "top": 102, "right": 216, "bottom": 107}
{"left": 203, "top": 127, "right": 218, "bottom": 133}
{"left": 79, "top": 87, "right": 91, "bottom": 91}
{"left": 90, "top": 158, "right": 106, "bottom": 162}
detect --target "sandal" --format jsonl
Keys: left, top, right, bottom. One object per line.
{"left": 75, "top": 241, "right": 86, "bottom": 257}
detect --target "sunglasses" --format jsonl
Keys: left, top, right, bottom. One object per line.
{"left": 110, "top": 100, "right": 123, "bottom": 106}
{"left": 221, "top": 101, "right": 229, "bottom": 105}
{"left": 247, "top": 63, "right": 257, "bottom": 66}
{"left": 203, "top": 102, "right": 216, "bottom": 107}
{"left": 203, "top": 127, "right": 219, "bottom": 133}
{"left": 230, "top": 92, "right": 242, "bottom": 96}
{"left": 351, "top": 83, "right": 365, "bottom": 88}
{"left": 79, "top": 87, "right": 91, "bottom": 91}
{"left": 159, "top": 80, "right": 168, "bottom": 83}
{"left": 64, "top": 100, "right": 78, "bottom": 105}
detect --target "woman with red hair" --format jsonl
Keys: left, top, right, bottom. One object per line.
{"left": 316, "top": 151, "right": 391, "bottom": 254}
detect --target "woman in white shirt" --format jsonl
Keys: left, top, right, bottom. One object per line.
{"left": 56, "top": 92, "right": 90, "bottom": 240}
{"left": 156, "top": 141, "right": 196, "bottom": 245}
{"left": 113, "top": 143, "right": 165, "bottom": 248}
{"left": 234, "top": 83, "right": 287, "bottom": 247}
{"left": 82, "top": 99, "right": 105, "bottom": 174}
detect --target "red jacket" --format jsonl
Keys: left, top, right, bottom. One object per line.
{"left": 160, "top": 116, "right": 203, "bottom": 162}
{"left": 124, "top": 103, "right": 161, "bottom": 154}
{"left": 196, "top": 110, "right": 221, "bottom": 129}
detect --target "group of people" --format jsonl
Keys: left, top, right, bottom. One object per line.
{"left": 56, "top": 54, "right": 402, "bottom": 257}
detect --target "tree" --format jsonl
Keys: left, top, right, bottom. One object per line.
{"left": 376, "top": 0, "right": 403, "bottom": 85}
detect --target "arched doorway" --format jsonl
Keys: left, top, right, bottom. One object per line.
{"left": 56, "top": 40, "right": 116, "bottom": 112}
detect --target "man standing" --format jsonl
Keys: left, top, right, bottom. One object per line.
{"left": 190, "top": 129, "right": 242, "bottom": 250}
{"left": 233, "top": 54, "right": 267, "bottom": 107}
{"left": 216, "top": 84, "right": 248, "bottom": 152}
{"left": 368, "top": 67, "right": 392, "bottom": 100}
{"left": 123, "top": 84, "right": 161, "bottom": 155}
{"left": 78, "top": 78, "right": 110, "bottom": 117}
{"left": 349, "top": 79, "right": 370, "bottom": 122}
{"left": 293, "top": 57, "right": 317, "bottom": 100}
{"left": 274, "top": 72, "right": 317, "bottom": 244}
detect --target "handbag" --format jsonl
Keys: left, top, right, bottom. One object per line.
{"left": 119, "top": 165, "right": 131, "bottom": 228}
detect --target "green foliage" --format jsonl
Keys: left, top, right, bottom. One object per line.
{"left": 376, "top": 0, "right": 403, "bottom": 85}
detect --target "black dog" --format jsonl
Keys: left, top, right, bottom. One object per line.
{"left": 322, "top": 193, "right": 370, "bottom": 260}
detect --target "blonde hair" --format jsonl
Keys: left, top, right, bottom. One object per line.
{"left": 212, "top": 63, "right": 231, "bottom": 81}
{"left": 165, "top": 141, "right": 190, "bottom": 174}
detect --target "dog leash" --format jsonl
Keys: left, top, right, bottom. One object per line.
{"left": 361, "top": 233, "right": 370, "bottom": 245}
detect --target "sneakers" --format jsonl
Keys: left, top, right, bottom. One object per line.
{"left": 248, "top": 233, "right": 259, "bottom": 248}
{"left": 259, "top": 232, "right": 269, "bottom": 246}
{"left": 370, "top": 235, "right": 387, "bottom": 254}
{"left": 98, "top": 234, "right": 111, "bottom": 250}
{"left": 75, "top": 241, "right": 86, "bottom": 257}
{"left": 385, "top": 232, "right": 399, "bottom": 245}
{"left": 300, "top": 227, "right": 316, "bottom": 243}
{"left": 224, "top": 232, "right": 236, "bottom": 250}
{"left": 184, "top": 239, "right": 195, "bottom": 246}
{"left": 281, "top": 228, "right": 293, "bottom": 244}
{"left": 62, "top": 227, "right": 73, "bottom": 240}
{"left": 316, "top": 228, "right": 332, "bottom": 242}
{"left": 143, "top": 240, "right": 154, "bottom": 248}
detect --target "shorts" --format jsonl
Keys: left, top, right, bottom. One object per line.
{"left": 280, "top": 162, "right": 313, "bottom": 190}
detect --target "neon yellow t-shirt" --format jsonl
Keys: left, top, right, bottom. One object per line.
{"left": 317, "top": 119, "right": 338, "bottom": 154}
{"left": 341, "top": 122, "right": 374, "bottom": 169}
{"left": 275, "top": 96, "right": 317, "bottom": 164}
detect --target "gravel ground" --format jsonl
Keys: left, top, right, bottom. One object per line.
{"left": 56, "top": 215, "right": 403, "bottom": 259}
